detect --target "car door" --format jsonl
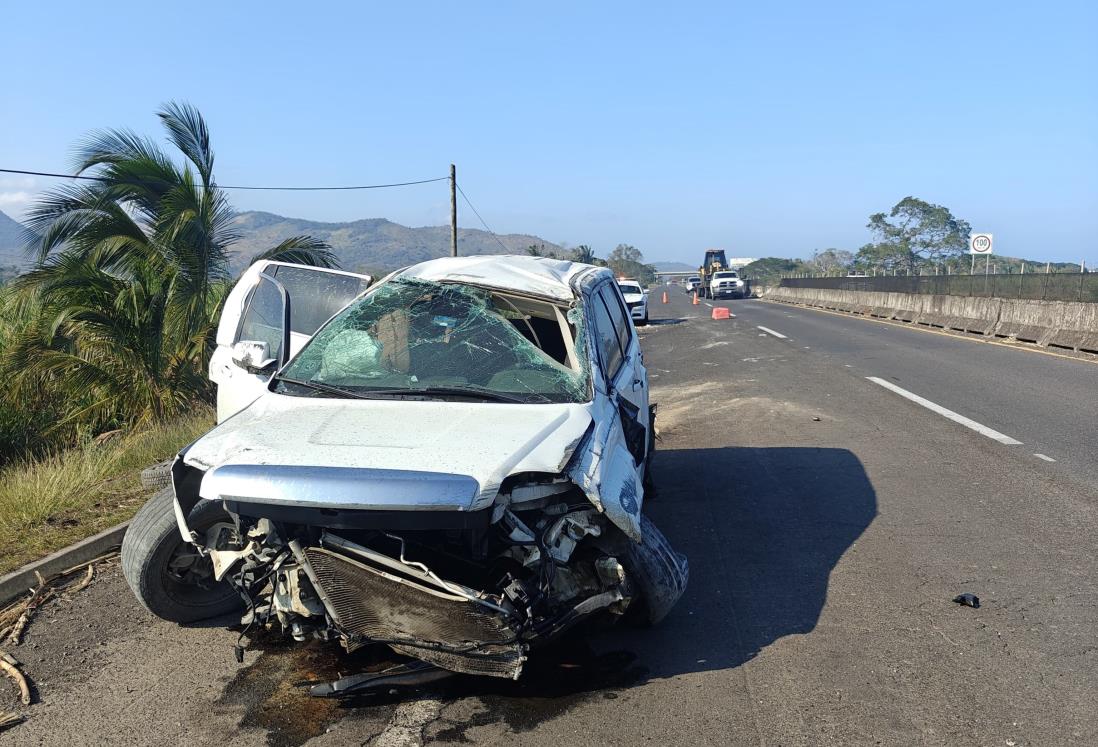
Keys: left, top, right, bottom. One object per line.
{"left": 567, "top": 279, "right": 651, "bottom": 543}
{"left": 600, "top": 282, "right": 651, "bottom": 461}
{"left": 210, "top": 261, "right": 371, "bottom": 422}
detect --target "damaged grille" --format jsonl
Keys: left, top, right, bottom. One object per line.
{"left": 303, "top": 547, "right": 524, "bottom": 678}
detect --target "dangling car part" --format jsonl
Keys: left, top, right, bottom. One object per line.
{"left": 122, "top": 255, "right": 688, "bottom": 686}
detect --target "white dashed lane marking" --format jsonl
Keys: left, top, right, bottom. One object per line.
{"left": 1034, "top": 453, "right": 1056, "bottom": 462}
{"left": 866, "top": 377, "right": 1023, "bottom": 446}
{"left": 757, "top": 326, "right": 788, "bottom": 339}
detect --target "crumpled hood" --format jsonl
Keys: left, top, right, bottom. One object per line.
{"left": 184, "top": 392, "right": 593, "bottom": 511}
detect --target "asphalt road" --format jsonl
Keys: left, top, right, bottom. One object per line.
{"left": 3, "top": 287, "right": 1097, "bottom": 745}
{"left": 741, "top": 296, "right": 1098, "bottom": 484}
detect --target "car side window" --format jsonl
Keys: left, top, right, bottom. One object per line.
{"left": 269, "top": 265, "right": 369, "bottom": 336}
{"left": 237, "top": 277, "right": 286, "bottom": 361}
{"left": 589, "top": 289, "right": 624, "bottom": 379}
{"left": 599, "top": 284, "right": 634, "bottom": 360}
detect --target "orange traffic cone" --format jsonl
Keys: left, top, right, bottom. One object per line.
{"left": 661, "top": 290, "right": 669, "bottom": 304}
{"left": 692, "top": 291, "right": 699, "bottom": 305}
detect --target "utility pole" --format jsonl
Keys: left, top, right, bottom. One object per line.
{"left": 450, "top": 163, "right": 458, "bottom": 257}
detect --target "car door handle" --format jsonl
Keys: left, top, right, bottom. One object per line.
{"left": 632, "top": 378, "right": 644, "bottom": 391}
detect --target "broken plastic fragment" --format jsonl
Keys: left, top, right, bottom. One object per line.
{"left": 952, "top": 593, "right": 980, "bottom": 608}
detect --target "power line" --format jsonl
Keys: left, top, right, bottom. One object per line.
{"left": 0, "top": 167, "right": 449, "bottom": 191}
{"left": 455, "top": 182, "right": 509, "bottom": 252}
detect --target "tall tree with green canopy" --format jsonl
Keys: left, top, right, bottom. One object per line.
{"left": 862, "top": 197, "right": 972, "bottom": 273}
{"left": 607, "top": 244, "right": 657, "bottom": 285}
{"left": 5, "top": 102, "right": 335, "bottom": 434}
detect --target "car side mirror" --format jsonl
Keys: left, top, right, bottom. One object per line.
{"left": 231, "top": 340, "right": 277, "bottom": 374}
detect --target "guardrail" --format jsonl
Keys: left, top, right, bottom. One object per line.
{"left": 766, "top": 285, "right": 1098, "bottom": 354}
{"left": 780, "top": 274, "right": 1098, "bottom": 303}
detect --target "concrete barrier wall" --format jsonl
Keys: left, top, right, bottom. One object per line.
{"left": 765, "top": 286, "right": 1098, "bottom": 353}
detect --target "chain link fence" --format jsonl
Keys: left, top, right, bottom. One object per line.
{"left": 779, "top": 274, "right": 1098, "bottom": 302}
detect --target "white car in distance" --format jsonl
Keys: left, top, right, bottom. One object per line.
{"left": 616, "top": 280, "right": 649, "bottom": 325}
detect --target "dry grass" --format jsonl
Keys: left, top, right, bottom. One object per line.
{"left": 0, "top": 409, "right": 215, "bottom": 576}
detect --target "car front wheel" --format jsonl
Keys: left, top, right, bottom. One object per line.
{"left": 122, "top": 487, "right": 243, "bottom": 623}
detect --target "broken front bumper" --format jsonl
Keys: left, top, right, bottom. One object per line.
{"left": 296, "top": 536, "right": 525, "bottom": 678}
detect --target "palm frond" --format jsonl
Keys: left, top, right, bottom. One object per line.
{"left": 157, "top": 101, "right": 215, "bottom": 184}
{"left": 249, "top": 236, "right": 340, "bottom": 268}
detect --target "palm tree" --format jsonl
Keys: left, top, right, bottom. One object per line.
{"left": 7, "top": 102, "right": 336, "bottom": 432}
{"left": 571, "top": 245, "right": 597, "bottom": 264}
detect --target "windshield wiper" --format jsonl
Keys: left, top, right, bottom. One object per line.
{"left": 354, "top": 385, "right": 532, "bottom": 404}
{"left": 414, "top": 386, "right": 531, "bottom": 403}
{"left": 273, "top": 376, "right": 374, "bottom": 400}
{"left": 276, "top": 377, "right": 531, "bottom": 403}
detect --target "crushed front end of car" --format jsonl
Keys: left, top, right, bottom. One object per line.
{"left": 172, "top": 457, "right": 686, "bottom": 689}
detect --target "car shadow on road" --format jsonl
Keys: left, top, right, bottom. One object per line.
{"left": 601, "top": 446, "right": 877, "bottom": 683}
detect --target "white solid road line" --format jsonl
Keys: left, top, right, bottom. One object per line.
{"left": 757, "top": 325, "right": 788, "bottom": 339}
{"left": 866, "top": 376, "right": 1023, "bottom": 446}
{"left": 1034, "top": 453, "right": 1057, "bottom": 462}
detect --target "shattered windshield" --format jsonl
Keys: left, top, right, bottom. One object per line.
{"left": 275, "top": 278, "right": 589, "bottom": 403}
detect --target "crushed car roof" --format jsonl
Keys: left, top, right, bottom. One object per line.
{"left": 397, "top": 255, "right": 601, "bottom": 301}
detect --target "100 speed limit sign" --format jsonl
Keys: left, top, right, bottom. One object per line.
{"left": 969, "top": 233, "right": 993, "bottom": 255}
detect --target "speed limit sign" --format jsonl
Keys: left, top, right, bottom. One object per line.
{"left": 969, "top": 234, "right": 993, "bottom": 255}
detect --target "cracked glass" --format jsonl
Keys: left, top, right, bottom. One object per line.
{"left": 277, "top": 278, "right": 589, "bottom": 403}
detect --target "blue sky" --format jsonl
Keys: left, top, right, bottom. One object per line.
{"left": 2, "top": 1, "right": 1096, "bottom": 264}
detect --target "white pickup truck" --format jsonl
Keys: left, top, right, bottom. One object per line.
{"left": 706, "top": 270, "right": 747, "bottom": 299}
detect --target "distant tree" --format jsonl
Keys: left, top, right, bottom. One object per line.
{"left": 741, "top": 257, "right": 811, "bottom": 285}
{"left": 571, "top": 245, "right": 597, "bottom": 264}
{"left": 865, "top": 197, "right": 971, "bottom": 274}
{"left": 605, "top": 244, "right": 656, "bottom": 285}
{"left": 852, "top": 243, "right": 904, "bottom": 274}
{"left": 809, "top": 248, "right": 854, "bottom": 274}
{"left": 526, "top": 243, "right": 557, "bottom": 258}
{"left": 607, "top": 244, "right": 643, "bottom": 266}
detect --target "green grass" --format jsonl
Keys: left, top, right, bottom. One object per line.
{"left": 0, "top": 409, "right": 215, "bottom": 576}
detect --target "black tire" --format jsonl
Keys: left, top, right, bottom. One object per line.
{"left": 640, "top": 313, "right": 649, "bottom": 325}
{"left": 139, "top": 459, "right": 173, "bottom": 489}
{"left": 122, "top": 487, "right": 242, "bottom": 623}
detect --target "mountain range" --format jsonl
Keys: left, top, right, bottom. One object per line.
{"left": 226, "top": 211, "right": 564, "bottom": 274}
{"left": 0, "top": 210, "right": 29, "bottom": 268}
{"left": 0, "top": 208, "right": 566, "bottom": 275}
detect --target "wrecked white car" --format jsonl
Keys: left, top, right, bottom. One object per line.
{"left": 121, "top": 255, "right": 687, "bottom": 694}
